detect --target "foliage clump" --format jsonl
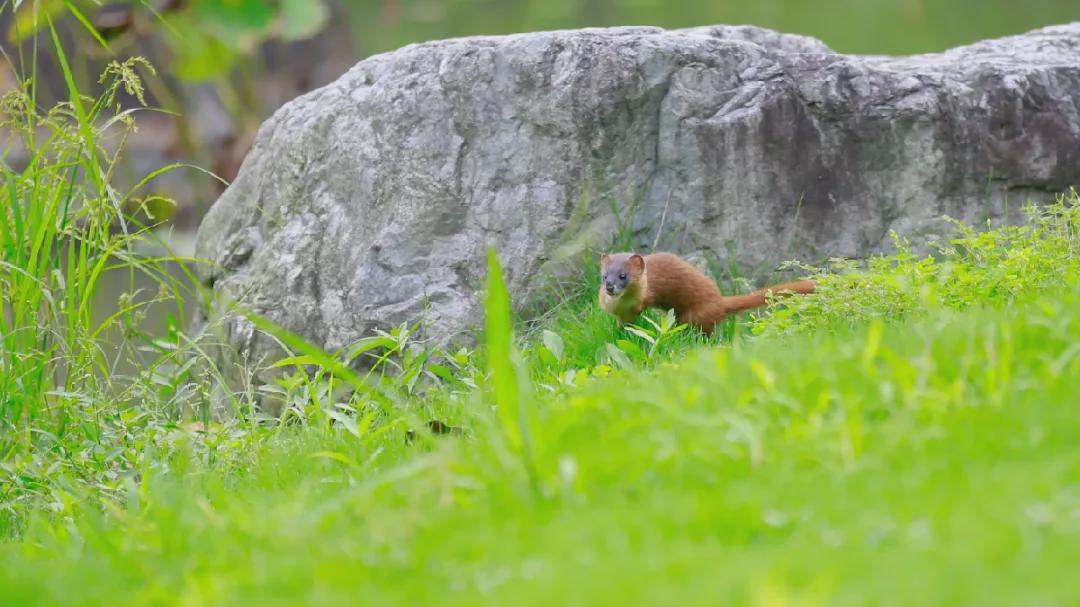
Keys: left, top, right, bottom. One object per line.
{"left": 752, "top": 193, "right": 1080, "bottom": 335}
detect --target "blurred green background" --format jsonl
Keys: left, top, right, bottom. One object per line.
{"left": 3, "top": 0, "right": 1080, "bottom": 234}
{"left": 343, "top": 0, "right": 1080, "bottom": 56}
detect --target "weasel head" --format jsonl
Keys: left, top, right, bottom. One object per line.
{"left": 599, "top": 252, "right": 646, "bottom": 299}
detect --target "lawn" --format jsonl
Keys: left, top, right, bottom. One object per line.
{"left": 4, "top": 274, "right": 1080, "bottom": 606}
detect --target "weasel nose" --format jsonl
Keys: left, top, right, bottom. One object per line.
{"left": 605, "top": 283, "right": 616, "bottom": 295}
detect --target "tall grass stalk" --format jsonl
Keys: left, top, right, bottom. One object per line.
{"left": 485, "top": 248, "right": 542, "bottom": 496}
{"left": 0, "top": 25, "right": 190, "bottom": 443}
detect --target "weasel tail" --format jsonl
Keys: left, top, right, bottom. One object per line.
{"left": 720, "top": 280, "right": 816, "bottom": 315}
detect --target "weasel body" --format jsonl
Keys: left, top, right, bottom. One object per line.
{"left": 598, "top": 252, "right": 814, "bottom": 335}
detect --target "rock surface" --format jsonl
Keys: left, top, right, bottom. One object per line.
{"left": 194, "top": 23, "right": 1080, "bottom": 362}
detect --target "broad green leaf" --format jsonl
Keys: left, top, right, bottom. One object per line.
{"left": 323, "top": 409, "right": 360, "bottom": 439}
{"left": 271, "top": 355, "right": 321, "bottom": 368}
{"left": 615, "top": 338, "right": 643, "bottom": 360}
{"left": 168, "top": 24, "right": 236, "bottom": 81}
{"left": 192, "top": 0, "right": 275, "bottom": 33}
{"left": 485, "top": 248, "right": 519, "bottom": 446}
{"left": 541, "top": 329, "right": 564, "bottom": 361}
{"left": 604, "top": 343, "right": 632, "bottom": 369}
{"left": 280, "top": 0, "right": 329, "bottom": 40}
{"left": 425, "top": 363, "right": 459, "bottom": 385}
{"left": 344, "top": 335, "right": 396, "bottom": 363}
{"left": 624, "top": 326, "right": 656, "bottom": 344}
{"left": 6, "top": 0, "right": 65, "bottom": 45}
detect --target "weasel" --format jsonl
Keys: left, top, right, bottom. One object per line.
{"left": 598, "top": 252, "right": 815, "bottom": 335}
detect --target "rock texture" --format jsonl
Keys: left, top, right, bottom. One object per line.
{"left": 195, "top": 23, "right": 1080, "bottom": 362}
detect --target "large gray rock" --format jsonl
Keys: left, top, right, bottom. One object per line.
{"left": 194, "top": 23, "right": 1080, "bottom": 361}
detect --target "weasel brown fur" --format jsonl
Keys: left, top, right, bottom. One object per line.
{"left": 598, "top": 252, "right": 814, "bottom": 335}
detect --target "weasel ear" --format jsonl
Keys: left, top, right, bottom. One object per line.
{"left": 600, "top": 254, "right": 611, "bottom": 269}
{"left": 628, "top": 254, "right": 645, "bottom": 272}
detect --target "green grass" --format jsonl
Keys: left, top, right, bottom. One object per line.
{"left": 4, "top": 280, "right": 1080, "bottom": 606}
{"left": 4, "top": 20, "right": 1080, "bottom": 607}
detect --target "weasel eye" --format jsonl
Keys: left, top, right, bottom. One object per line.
{"left": 618, "top": 272, "right": 627, "bottom": 280}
